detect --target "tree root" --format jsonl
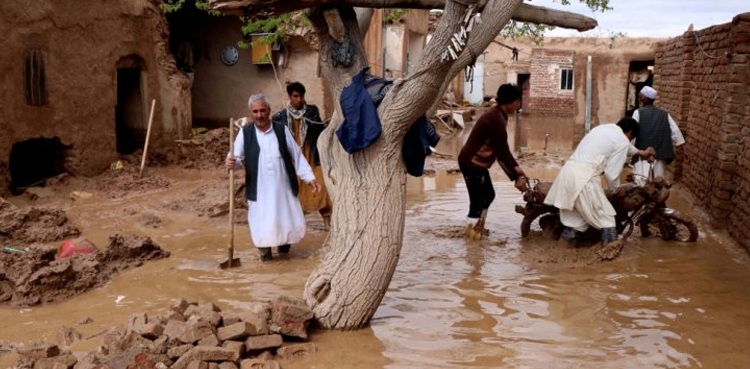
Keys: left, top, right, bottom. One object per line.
{"left": 308, "top": 274, "right": 332, "bottom": 304}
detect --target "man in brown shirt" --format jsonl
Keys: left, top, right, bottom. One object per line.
{"left": 458, "top": 84, "right": 528, "bottom": 240}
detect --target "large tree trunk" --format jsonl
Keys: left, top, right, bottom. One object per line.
{"left": 301, "top": 6, "right": 409, "bottom": 329}
{"left": 303, "top": 0, "right": 526, "bottom": 329}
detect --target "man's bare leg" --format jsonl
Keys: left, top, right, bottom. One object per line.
{"left": 465, "top": 209, "right": 488, "bottom": 240}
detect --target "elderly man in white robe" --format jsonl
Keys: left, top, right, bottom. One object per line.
{"left": 544, "top": 118, "right": 654, "bottom": 245}
{"left": 631, "top": 86, "right": 686, "bottom": 186}
{"left": 226, "top": 94, "right": 321, "bottom": 261}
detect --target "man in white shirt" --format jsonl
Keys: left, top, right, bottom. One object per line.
{"left": 226, "top": 94, "right": 321, "bottom": 261}
{"left": 544, "top": 118, "right": 654, "bottom": 245}
{"left": 631, "top": 86, "right": 686, "bottom": 185}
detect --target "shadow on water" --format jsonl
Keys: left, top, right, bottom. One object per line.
{"left": 1, "top": 131, "right": 750, "bottom": 368}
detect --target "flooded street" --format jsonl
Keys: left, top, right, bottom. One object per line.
{"left": 2, "top": 136, "right": 750, "bottom": 368}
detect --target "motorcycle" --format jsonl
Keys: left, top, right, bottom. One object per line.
{"left": 515, "top": 171, "right": 699, "bottom": 243}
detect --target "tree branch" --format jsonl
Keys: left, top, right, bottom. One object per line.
{"left": 426, "top": 0, "right": 522, "bottom": 116}
{"left": 208, "top": 0, "right": 597, "bottom": 31}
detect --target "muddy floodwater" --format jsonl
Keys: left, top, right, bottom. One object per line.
{"left": 2, "top": 144, "right": 750, "bottom": 368}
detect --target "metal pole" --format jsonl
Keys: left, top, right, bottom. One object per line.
{"left": 585, "top": 55, "right": 592, "bottom": 134}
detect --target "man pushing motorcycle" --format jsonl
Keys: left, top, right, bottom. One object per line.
{"left": 543, "top": 118, "right": 655, "bottom": 248}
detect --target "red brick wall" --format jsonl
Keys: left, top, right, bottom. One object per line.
{"left": 654, "top": 13, "right": 750, "bottom": 250}
{"left": 529, "top": 49, "right": 575, "bottom": 116}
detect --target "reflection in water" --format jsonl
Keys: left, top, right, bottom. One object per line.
{"left": 2, "top": 164, "right": 750, "bottom": 368}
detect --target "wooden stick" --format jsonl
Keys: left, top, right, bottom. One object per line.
{"left": 139, "top": 99, "right": 156, "bottom": 178}
{"left": 228, "top": 118, "right": 235, "bottom": 260}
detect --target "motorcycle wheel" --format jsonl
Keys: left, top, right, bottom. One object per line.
{"left": 641, "top": 211, "right": 699, "bottom": 242}
{"left": 659, "top": 212, "right": 699, "bottom": 242}
{"left": 539, "top": 214, "right": 564, "bottom": 239}
{"left": 520, "top": 207, "right": 558, "bottom": 238}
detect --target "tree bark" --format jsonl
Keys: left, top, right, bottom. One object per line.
{"left": 208, "top": 0, "right": 597, "bottom": 32}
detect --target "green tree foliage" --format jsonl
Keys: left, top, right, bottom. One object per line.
{"left": 162, "top": 0, "right": 612, "bottom": 47}
{"left": 239, "top": 12, "right": 310, "bottom": 48}
{"left": 383, "top": 9, "right": 411, "bottom": 24}
{"left": 161, "top": 0, "right": 222, "bottom": 16}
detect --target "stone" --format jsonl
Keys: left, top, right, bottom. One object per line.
{"left": 16, "top": 343, "right": 60, "bottom": 359}
{"left": 239, "top": 359, "right": 280, "bottom": 369}
{"left": 56, "top": 326, "right": 82, "bottom": 347}
{"left": 218, "top": 362, "right": 239, "bottom": 369}
{"left": 276, "top": 343, "right": 317, "bottom": 360}
{"left": 217, "top": 322, "right": 257, "bottom": 342}
{"left": 171, "top": 298, "right": 191, "bottom": 315}
{"left": 243, "top": 335, "right": 282, "bottom": 351}
{"left": 167, "top": 344, "right": 194, "bottom": 359}
{"left": 221, "top": 340, "right": 245, "bottom": 362}
{"left": 270, "top": 296, "right": 313, "bottom": 339}
{"left": 170, "top": 347, "right": 236, "bottom": 369}
{"left": 198, "top": 334, "right": 220, "bottom": 347}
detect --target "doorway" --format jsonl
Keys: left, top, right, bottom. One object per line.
{"left": 8, "top": 137, "right": 69, "bottom": 194}
{"left": 116, "top": 67, "right": 144, "bottom": 155}
{"left": 626, "top": 60, "right": 654, "bottom": 116}
{"left": 517, "top": 73, "right": 531, "bottom": 113}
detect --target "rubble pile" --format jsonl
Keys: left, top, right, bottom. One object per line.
{"left": 14, "top": 296, "right": 317, "bottom": 369}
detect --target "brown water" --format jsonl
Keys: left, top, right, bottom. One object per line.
{"left": 2, "top": 150, "right": 750, "bottom": 368}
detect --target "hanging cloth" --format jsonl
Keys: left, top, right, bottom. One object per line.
{"left": 336, "top": 68, "right": 382, "bottom": 153}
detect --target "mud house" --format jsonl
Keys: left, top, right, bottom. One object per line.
{"left": 0, "top": 2, "right": 431, "bottom": 196}
{"left": 0, "top": 1, "right": 333, "bottom": 196}
{"left": 476, "top": 36, "right": 662, "bottom": 152}
{"left": 0, "top": 1, "right": 191, "bottom": 194}
{"left": 166, "top": 4, "right": 327, "bottom": 129}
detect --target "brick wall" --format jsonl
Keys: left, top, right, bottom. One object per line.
{"left": 654, "top": 13, "right": 750, "bottom": 251}
{"left": 529, "top": 49, "right": 575, "bottom": 116}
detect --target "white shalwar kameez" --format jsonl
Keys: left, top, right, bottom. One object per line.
{"left": 544, "top": 124, "right": 638, "bottom": 232}
{"left": 631, "top": 109, "right": 685, "bottom": 185}
{"left": 232, "top": 125, "right": 316, "bottom": 248}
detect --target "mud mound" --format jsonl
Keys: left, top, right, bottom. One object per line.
{"left": 0, "top": 234, "right": 170, "bottom": 306}
{"left": 90, "top": 167, "right": 173, "bottom": 199}
{"left": 163, "top": 180, "right": 247, "bottom": 218}
{"left": 0, "top": 197, "right": 80, "bottom": 245}
{"left": 175, "top": 127, "right": 231, "bottom": 169}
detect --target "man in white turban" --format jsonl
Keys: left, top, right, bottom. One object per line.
{"left": 631, "top": 86, "right": 686, "bottom": 185}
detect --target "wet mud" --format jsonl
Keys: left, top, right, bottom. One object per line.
{"left": 0, "top": 235, "right": 169, "bottom": 307}
{"left": 2, "top": 127, "right": 750, "bottom": 368}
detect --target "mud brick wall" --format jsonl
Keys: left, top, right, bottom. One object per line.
{"left": 654, "top": 13, "right": 750, "bottom": 251}
{"left": 529, "top": 49, "right": 575, "bottom": 116}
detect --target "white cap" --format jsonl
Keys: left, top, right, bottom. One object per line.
{"left": 640, "top": 86, "right": 657, "bottom": 99}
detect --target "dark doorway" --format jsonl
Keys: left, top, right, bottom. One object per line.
{"left": 116, "top": 67, "right": 144, "bottom": 154}
{"left": 626, "top": 60, "right": 654, "bottom": 117}
{"left": 514, "top": 73, "right": 531, "bottom": 152}
{"left": 517, "top": 73, "right": 531, "bottom": 113}
{"left": 9, "top": 137, "right": 69, "bottom": 193}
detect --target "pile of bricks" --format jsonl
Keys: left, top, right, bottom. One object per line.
{"left": 14, "top": 295, "right": 317, "bottom": 369}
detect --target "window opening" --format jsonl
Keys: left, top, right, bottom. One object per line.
{"left": 24, "top": 49, "right": 48, "bottom": 106}
{"left": 560, "top": 68, "right": 573, "bottom": 90}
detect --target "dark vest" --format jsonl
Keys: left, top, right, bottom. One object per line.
{"left": 635, "top": 105, "right": 675, "bottom": 163}
{"left": 243, "top": 123, "right": 299, "bottom": 201}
